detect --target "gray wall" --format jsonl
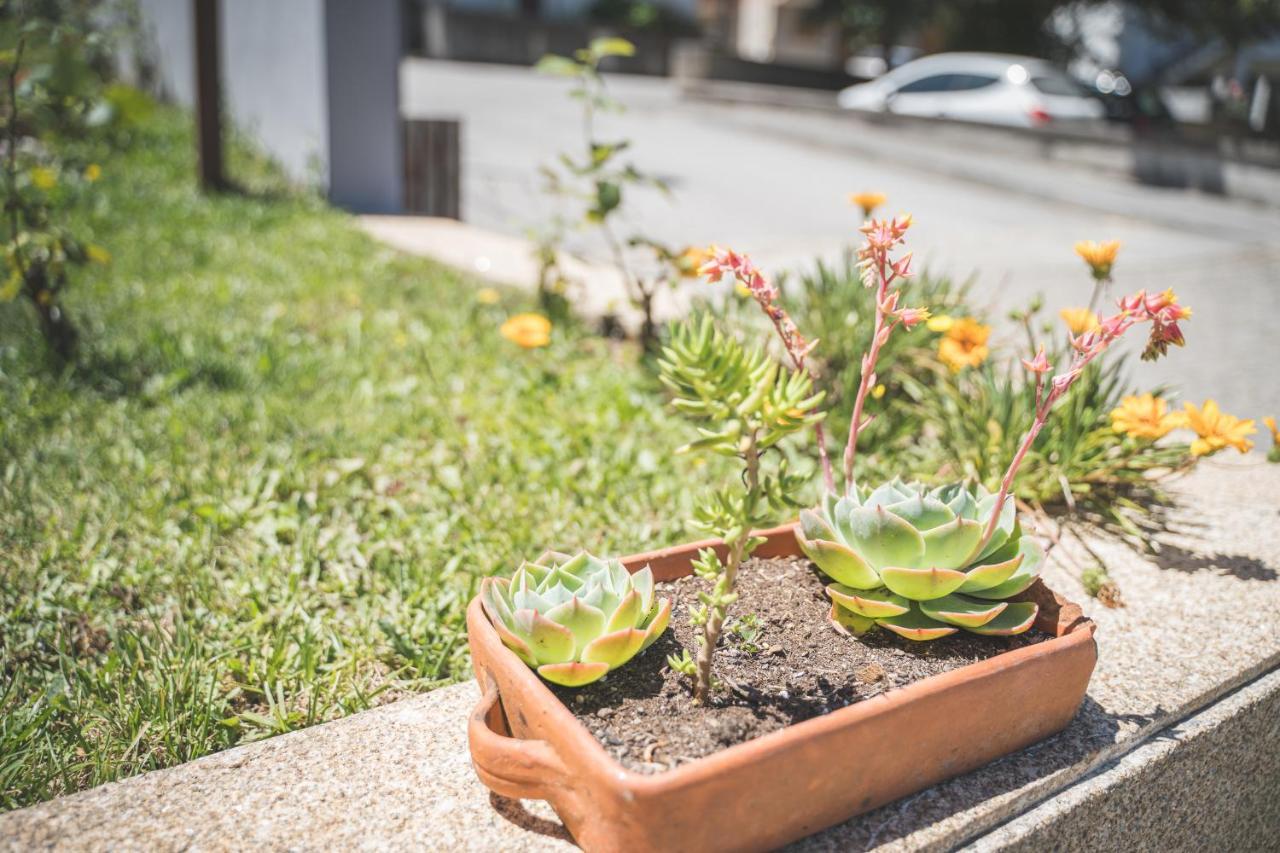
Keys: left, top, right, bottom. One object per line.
{"left": 131, "top": 0, "right": 401, "bottom": 212}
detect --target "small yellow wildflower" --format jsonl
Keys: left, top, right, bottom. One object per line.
{"left": 871, "top": 383, "right": 886, "bottom": 399}
{"left": 848, "top": 191, "right": 887, "bottom": 219}
{"left": 938, "top": 317, "right": 991, "bottom": 371}
{"left": 30, "top": 167, "right": 57, "bottom": 190}
{"left": 1060, "top": 306, "right": 1100, "bottom": 335}
{"left": 476, "top": 287, "right": 500, "bottom": 305}
{"left": 677, "top": 246, "right": 711, "bottom": 278}
{"left": 1182, "top": 399, "right": 1255, "bottom": 457}
{"left": 1074, "top": 240, "right": 1120, "bottom": 280}
{"left": 926, "top": 314, "right": 954, "bottom": 333}
{"left": 84, "top": 163, "right": 102, "bottom": 182}
{"left": 500, "top": 313, "right": 552, "bottom": 348}
{"left": 1109, "top": 393, "right": 1181, "bottom": 441}
{"left": 86, "top": 244, "right": 112, "bottom": 265}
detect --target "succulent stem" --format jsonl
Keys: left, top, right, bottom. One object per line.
{"left": 694, "top": 429, "right": 761, "bottom": 704}
{"left": 842, "top": 256, "right": 890, "bottom": 495}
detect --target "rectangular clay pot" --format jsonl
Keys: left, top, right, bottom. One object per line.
{"left": 467, "top": 524, "right": 1097, "bottom": 852}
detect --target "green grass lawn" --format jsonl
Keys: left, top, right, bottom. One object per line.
{"left": 0, "top": 109, "right": 710, "bottom": 810}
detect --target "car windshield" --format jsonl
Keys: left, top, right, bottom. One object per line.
{"left": 1030, "top": 72, "right": 1088, "bottom": 97}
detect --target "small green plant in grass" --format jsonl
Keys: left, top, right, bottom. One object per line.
{"left": 480, "top": 552, "right": 671, "bottom": 687}
{"left": 659, "top": 313, "right": 824, "bottom": 702}
{"left": 2, "top": 7, "right": 113, "bottom": 360}
{"left": 535, "top": 37, "right": 695, "bottom": 351}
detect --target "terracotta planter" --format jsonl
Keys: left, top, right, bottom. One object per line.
{"left": 467, "top": 524, "right": 1097, "bottom": 852}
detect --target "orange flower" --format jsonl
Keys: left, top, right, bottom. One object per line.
{"left": 677, "top": 246, "right": 712, "bottom": 278}
{"left": 937, "top": 317, "right": 990, "bottom": 371}
{"left": 1060, "top": 306, "right": 1100, "bottom": 335}
{"left": 1182, "top": 400, "right": 1255, "bottom": 457}
{"left": 500, "top": 313, "right": 552, "bottom": 348}
{"left": 1110, "top": 393, "right": 1182, "bottom": 440}
{"left": 848, "top": 191, "right": 887, "bottom": 219}
{"left": 1074, "top": 240, "right": 1120, "bottom": 280}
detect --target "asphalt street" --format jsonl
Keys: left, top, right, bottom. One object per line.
{"left": 403, "top": 60, "right": 1280, "bottom": 441}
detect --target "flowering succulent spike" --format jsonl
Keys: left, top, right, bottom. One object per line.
{"left": 796, "top": 479, "right": 1043, "bottom": 640}
{"left": 481, "top": 552, "right": 670, "bottom": 686}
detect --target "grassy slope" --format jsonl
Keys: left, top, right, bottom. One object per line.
{"left": 0, "top": 110, "right": 707, "bottom": 809}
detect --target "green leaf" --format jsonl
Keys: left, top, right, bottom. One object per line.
{"left": 919, "top": 594, "right": 1007, "bottom": 628}
{"left": 589, "top": 37, "right": 636, "bottom": 59}
{"left": 964, "top": 602, "right": 1038, "bottom": 636}
{"left": 534, "top": 55, "right": 582, "bottom": 77}
{"left": 879, "top": 565, "right": 967, "bottom": 601}
{"left": 877, "top": 605, "right": 957, "bottom": 641}
{"left": 836, "top": 505, "right": 925, "bottom": 571}
{"left": 826, "top": 584, "right": 909, "bottom": 618}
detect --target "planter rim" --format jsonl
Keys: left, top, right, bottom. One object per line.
{"left": 468, "top": 522, "right": 1096, "bottom": 795}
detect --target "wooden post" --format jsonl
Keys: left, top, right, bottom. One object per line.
{"left": 403, "top": 119, "right": 461, "bottom": 219}
{"left": 193, "top": 0, "right": 225, "bottom": 191}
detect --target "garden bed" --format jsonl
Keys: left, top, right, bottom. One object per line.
{"left": 556, "top": 555, "right": 1052, "bottom": 773}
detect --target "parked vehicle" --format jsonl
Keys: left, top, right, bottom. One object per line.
{"left": 837, "top": 52, "right": 1106, "bottom": 128}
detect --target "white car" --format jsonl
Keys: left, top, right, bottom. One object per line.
{"left": 837, "top": 53, "right": 1105, "bottom": 128}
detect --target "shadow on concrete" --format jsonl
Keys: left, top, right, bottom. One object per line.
{"left": 784, "top": 696, "right": 1129, "bottom": 851}
{"left": 488, "top": 791, "right": 576, "bottom": 845}
{"left": 1153, "top": 543, "right": 1276, "bottom": 582}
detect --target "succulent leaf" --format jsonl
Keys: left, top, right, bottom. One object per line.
{"left": 839, "top": 506, "right": 926, "bottom": 571}
{"left": 581, "top": 628, "right": 648, "bottom": 666}
{"left": 483, "top": 552, "right": 670, "bottom": 686}
{"left": 957, "top": 549, "right": 1024, "bottom": 593}
{"left": 877, "top": 605, "right": 958, "bottom": 641}
{"left": 826, "top": 584, "right": 910, "bottom": 618}
{"left": 919, "top": 517, "right": 984, "bottom": 570}
{"left": 965, "top": 537, "right": 1044, "bottom": 600}
{"left": 829, "top": 601, "right": 877, "bottom": 636}
{"left": 919, "top": 594, "right": 1007, "bottom": 628}
{"left": 879, "top": 565, "right": 968, "bottom": 600}
{"left": 537, "top": 661, "right": 611, "bottom": 687}
{"left": 797, "top": 535, "right": 880, "bottom": 589}
{"left": 639, "top": 597, "right": 672, "bottom": 651}
{"left": 964, "top": 602, "right": 1038, "bottom": 636}
{"left": 885, "top": 494, "right": 955, "bottom": 531}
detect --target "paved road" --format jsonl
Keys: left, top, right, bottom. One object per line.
{"left": 403, "top": 60, "right": 1280, "bottom": 436}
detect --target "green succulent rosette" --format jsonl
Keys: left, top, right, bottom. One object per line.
{"left": 797, "top": 478, "right": 1043, "bottom": 641}
{"left": 480, "top": 551, "right": 671, "bottom": 687}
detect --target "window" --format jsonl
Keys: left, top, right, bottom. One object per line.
{"left": 895, "top": 73, "right": 998, "bottom": 94}
{"left": 896, "top": 74, "right": 956, "bottom": 94}
{"left": 947, "top": 74, "right": 999, "bottom": 91}
{"left": 1030, "top": 74, "right": 1087, "bottom": 97}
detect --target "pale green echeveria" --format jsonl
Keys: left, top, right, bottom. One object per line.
{"left": 797, "top": 478, "right": 1043, "bottom": 642}
{"left": 480, "top": 551, "right": 671, "bottom": 687}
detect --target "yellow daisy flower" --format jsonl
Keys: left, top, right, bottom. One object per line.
{"left": 926, "top": 314, "right": 954, "bottom": 333}
{"left": 848, "top": 191, "right": 887, "bottom": 219}
{"left": 938, "top": 317, "right": 990, "bottom": 372}
{"left": 1060, "top": 306, "right": 1100, "bottom": 335}
{"left": 500, "top": 313, "right": 552, "bottom": 349}
{"left": 1182, "top": 399, "right": 1255, "bottom": 457}
{"left": 1109, "top": 393, "right": 1181, "bottom": 440}
{"left": 1074, "top": 240, "right": 1120, "bottom": 280}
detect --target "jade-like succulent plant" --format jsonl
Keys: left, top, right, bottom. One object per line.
{"left": 797, "top": 479, "right": 1043, "bottom": 641}
{"left": 480, "top": 551, "right": 671, "bottom": 687}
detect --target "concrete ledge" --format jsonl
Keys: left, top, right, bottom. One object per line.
{"left": 967, "top": 666, "right": 1280, "bottom": 851}
{"left": 3, "top": 464, "right": 1279, "bottom": 850}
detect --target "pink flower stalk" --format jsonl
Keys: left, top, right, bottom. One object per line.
{"left": 971, "top": 289, "right": 1193, "bottom": 559}
{"left": 700, "top": 247, "right": 834, "bottom": 491}
{"left": 842, "top": 214, "right": 925, "bottom": 495}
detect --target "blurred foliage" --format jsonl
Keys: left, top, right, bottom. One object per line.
{"left": 587, "top": 0, "right": 699, "bottom": 35}
{"left": 535, "top": 37, "right": 690, "bottom": 351}
{"left": 1, "top": 3, "right": 118, "bottom": 359}
{"left": 0, "top": 108, "right": 725, "bottom": 810}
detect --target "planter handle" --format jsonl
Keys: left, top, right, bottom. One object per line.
{"left": 468, "top": 675, "right": 569, "bottom": 801}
